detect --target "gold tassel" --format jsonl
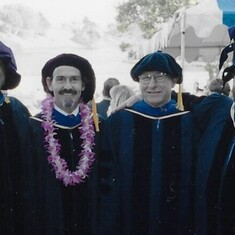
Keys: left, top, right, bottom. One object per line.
{"left": 91, "top": 97, "right": 100, "bottom": 132}
{"left": 4, "top": 97, "right": 10, "bottom": 104}
{"left": 177, "top": 83, "right": 184, "bottom": 111}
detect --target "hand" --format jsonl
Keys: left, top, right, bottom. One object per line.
{"left": 111, "top": 95, "right": 142, "bottom": 113}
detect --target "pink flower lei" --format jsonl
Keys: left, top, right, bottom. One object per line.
{"left": 41, "top": 94, "right": 95, "bottom": 186}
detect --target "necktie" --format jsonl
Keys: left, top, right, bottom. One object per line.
{"left": 67, "top": 114, "right": 76, "bottom": 119}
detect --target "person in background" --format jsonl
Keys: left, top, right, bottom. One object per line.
{"left": 107, "top": 84, "right": 134, "bottom": 116}
{"left": 29, "top": 53, "right": 101, "bottom": 235}
{"left": 96, "top": 77, "right": 119, "bottom": 119}
{"left": 99, "top": 51, "right": 195, "bottom": 235}
{"left": 201, "top": 25, "right": 235, "bottom": 235}
{"left": 207, "top": 78, "right": 231, "bottom": 96}
{"left": 1, "top": 90, "right": 8, "bottom": 97}
{"left": 0, "top": 41, "right": 32, "bottom": 234}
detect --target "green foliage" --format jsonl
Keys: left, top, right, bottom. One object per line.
{"left": 116, "top": 0, "right": 198, "bottom": 38}
{"left": 115, "top": 0, "right": 199, "bottom": 61}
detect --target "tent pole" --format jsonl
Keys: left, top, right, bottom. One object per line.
{"left": 180, "top": 9, "right": 186, "bottom": 72}
{"left": 177, "top": 9, "right": 186, "bottom": 111}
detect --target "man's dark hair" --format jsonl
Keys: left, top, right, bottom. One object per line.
{"left": 41, "top": 53, "right": 96, "bottom": 103}
{"left": 102, "top": 78, "right": 120, "bottom": 98}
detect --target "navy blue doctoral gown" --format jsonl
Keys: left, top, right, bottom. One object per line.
{"left": 99, "top": 100, "right": 195, "bottom": 235}
{"left": 192, "top": 93, "right": 233, "bottom": 235}
{"left": 96, "top": 99, "right": 110, "bottom": 119}
{"left": 0, "top": 95, "right": 32, "bottom": 234}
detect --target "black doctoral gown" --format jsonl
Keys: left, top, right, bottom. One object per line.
{"left": 0, "top": 96, "right": 32, "bottom": 234}
{"left": 29, "top": 113, "right": 101, "bottom": 235}
{"left": 99, "top": 100, "right": 195, "bottom": 235}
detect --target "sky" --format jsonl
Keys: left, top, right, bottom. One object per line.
{"left": 0, "top": 0, "right": 122, "bottom": 29}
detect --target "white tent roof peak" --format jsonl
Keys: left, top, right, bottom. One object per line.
{"left": 139, "top": 0, "right": 232, "bottom": 63}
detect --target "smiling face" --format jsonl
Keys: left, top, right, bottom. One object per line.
{"left": 139, "top": 71, "right": 176, "bottom": 107}
{"left": 46, "top": 65, "right": 85, "bottom": 113}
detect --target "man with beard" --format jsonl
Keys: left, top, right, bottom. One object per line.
{"left": 29, "top": 53, "right": 100, "bottom": 235}
{"left": 0, "top": 41, "right": 32, "bottom": 234}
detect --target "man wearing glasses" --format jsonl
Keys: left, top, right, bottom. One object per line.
{"left": 99, "top": 51, "right": 194, "bottom": 235}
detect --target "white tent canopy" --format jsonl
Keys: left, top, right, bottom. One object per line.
{"left": 139, "top": 0, "right": 234, "bottom": 65}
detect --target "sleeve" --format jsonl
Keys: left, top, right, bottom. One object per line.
{"left": 230, "top": 103, "right": 235, "bottom": 128}
{"left": 10, "top": 97, "right": 35, "bottom": 233}
{"left": 171, "top": 91, "right": 206, "bottom": 111}
{"left": 97, "top": 116, "right": 121, "bottom": 235}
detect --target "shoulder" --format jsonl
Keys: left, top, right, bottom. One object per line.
{"left": 109, "top": 108, "right": 131, "bottom": 117}
{"left": 30, "top": 111, "right": 42, "bottom": 119}
{"left": 8, "top": 96, "right": 28, "bottom": 108}
{"left": 97, "top": 99, "right": 110, "bottom": 106}
{"left": 105, "top": 109, "right": 132, "bottom": 125}
{"left": 194, "top": 93, "right": 232, "bottom": 113}
{"left": 29, "top": 113, "right": 43, "bottom": 126}
{"left": 7, "top": 96, "right": 30, "bottom": 117}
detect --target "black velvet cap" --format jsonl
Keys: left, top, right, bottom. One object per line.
{"left": 0, "top": 41, "right": 21, "bottom": 90}
{"left": 219, "top": 25, "right": 235, "bottom": 86}
{"left": 130, "top": 51, "right": 182, "bottom": 84}
{"left": 41, "top": 53, "right": 96, "bottom": 103}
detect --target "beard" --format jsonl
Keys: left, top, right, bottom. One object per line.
{"left": 59, "top": 89, "right": 78, "bottom": 110}
{"left": 63, "top": 98, "right": 74, "bottom": 109}
{"left": 54, "top": 89, "right": 81, "bottom": 112}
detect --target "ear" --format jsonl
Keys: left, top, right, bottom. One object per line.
{"left": 46, "top": 77, "right": 53, "bottom": 91}
{"left": 171, "top": 78, "right": 178, "bottom": 88}
{"left": 81, "top": 82, "right": 85, "bottom": 91}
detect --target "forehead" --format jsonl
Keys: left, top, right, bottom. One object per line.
{"left": 141, "top": 71, "right": 164, "bottom": 75}
{"left": 53, "top": 65, "right": 81, "bottom": 77}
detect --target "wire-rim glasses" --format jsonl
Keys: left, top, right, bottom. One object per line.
{"left": 138, "top": 72, "right": 168, "bottom": 84}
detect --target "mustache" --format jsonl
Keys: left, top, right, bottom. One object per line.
{"left": 59, "top": 89, "right": 77, "bottom": 95}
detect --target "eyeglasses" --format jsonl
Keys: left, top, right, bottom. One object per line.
{"left": 138, "top": 73, "right": 167, "bottom": 84}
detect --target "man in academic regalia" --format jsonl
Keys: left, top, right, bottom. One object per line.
{"left": 99, "top": 51, "right": 195, "bottom": 235}
{"left": 191, "top": 89, "right": 233, "bottom": 235}
{"left": 29, "top": 53, "right": 101, "bottom": 235}
{"left": 0, "top": 41, "right": 32, "bottom": 234}
{"left": 200, "top": 25, "right": 235, "bottom": 235}
{"left": 106, "top": 31, "right": 235, "bottom": 234}
{"left": 158, "top": 25, "right": 235, "bottom": 235}
{"left": 96, "top": 77, "right": 119, "bottom": 119}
